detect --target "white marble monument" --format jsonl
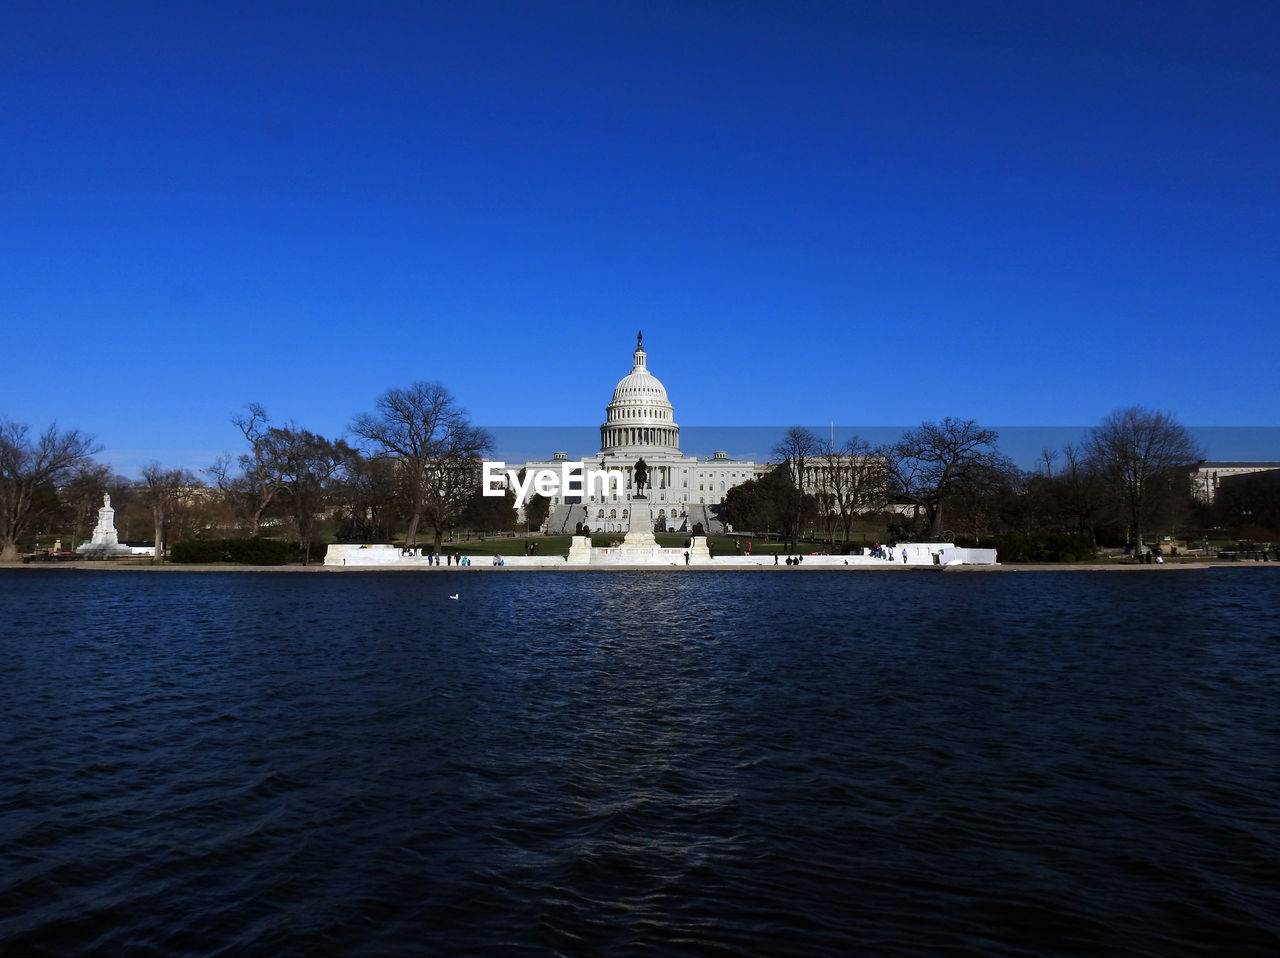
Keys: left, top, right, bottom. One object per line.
{"left": 76, "top": 493, "right": 134, "bottom": 556}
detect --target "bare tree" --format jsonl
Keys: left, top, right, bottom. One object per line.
{"left": 351, "top": 382, "right": 491, "bottom": 549}
{"left": 0, "top": 420, "right": 102, "bottom": 562}
{"left": 772, "top": 426, "right": 823, "bottom": 550}
{"left": 1084, "top": 406, "right": 1200, "bottom": 555}
{"left": 215, "top": 403, "right": 290, "bottom": 536}
{"left": 819, "top": 435, "right": 888, "bottom": 544}
{"left": 1058, "top": 442, "right": 1109, "bottom": 544}
{"left": 332, "top": 451, "right": 397, "bottom": 542}
{"left": 139, "top": 463, "right": 200, "bottom": 563}
{"left": 878, "top": 418, "right": 1015, "bottom": 538}
{"left": 1038, "top": 447, "right": 1059, "bottom": 478}
{"left": 274, "top": 428, "right": 353, "bottom": 564}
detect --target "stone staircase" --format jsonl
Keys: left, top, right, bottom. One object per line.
{"left": 547, "top": 502, "right": 588, "bottom": 535}
{"left": 546, "top": 501, "right": 726, "bottom": 536}
{"left": 682, "top": 503, "right": 726, "bottom": 535}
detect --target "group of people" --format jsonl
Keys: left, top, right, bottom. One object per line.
{"left": 404, "top": 544, "right": 524, "bottom": 566}
{"left": 870, "top": 543, "right": 905, "bottom": 562}
{"left": 415, "top": 551, "right": 469, "bottom": 566}
{"left": 408, "top": 550, "right": 505, "bottom": 567}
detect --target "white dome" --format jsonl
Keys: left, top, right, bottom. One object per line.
{"left": 600, "top": 334, "right": 680, "bottom": 454}
{"left": 611, "top": 366, "right": 670, "bottom": 403}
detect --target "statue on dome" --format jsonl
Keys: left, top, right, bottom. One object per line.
{"left": 633, "top": 458, "right": 648, "bottom": 499}
{"left": 637, "top": 330, "right": 643, "bottom": 350}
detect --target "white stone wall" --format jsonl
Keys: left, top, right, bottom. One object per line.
{"left": 323, "top": 541, "right": 998, "bottom": 568}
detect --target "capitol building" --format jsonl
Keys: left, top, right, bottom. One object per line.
{"left": 328, "top": 332, "right": 1003, "bottom": 567}
{"left": 517, "top": 334, "right": 771, "bottom": 535}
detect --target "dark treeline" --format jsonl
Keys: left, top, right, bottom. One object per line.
{"left": 1, "top": 398, "right": 1272, "bottom": 563}
{"left": 727, "top": 408, "right": 1263, "bottom": 560}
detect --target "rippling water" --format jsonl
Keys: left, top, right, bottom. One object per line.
{"left": 3, "top": 568, "right": 1279, "bottom": 956}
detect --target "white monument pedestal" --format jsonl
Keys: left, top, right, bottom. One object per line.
{"left": 622, "top": 499, "right": 657, "bottom": 548}
{"left": 566, "top": 535, "right": 594, "bottom": 564}
{"left": 77, "top": 493, "right": 134, "bottom": 557}
{"left": 688, "top": 535, "right": 711, "bottom": 562}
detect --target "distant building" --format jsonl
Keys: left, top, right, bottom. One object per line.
{"left": 1213, "top": 467, "right": 1280, "bottom": 535}
{"left": 1192, "top": 461, "right": 1280, "bottom": 503}
{"left": 504, "top": 333, "right": 892, "bottom": 535}
{"left": 514, "top": 334, "right": 774, "bottom": 533}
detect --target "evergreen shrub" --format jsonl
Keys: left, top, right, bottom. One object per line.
{"left": 170, "top": 537, "right": 294, "bottom": 565}
{"left": 986, "top": 532, "right": 1097, "bottom": 562}
{"left": 170, "top": 538, "right": 228, "bottom": 563}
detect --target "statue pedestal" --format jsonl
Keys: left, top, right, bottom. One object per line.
{"left": 76, "top": 494, "right": 134, "bottom": 557}
{"left": 566, "top": 535, "right": 593, "bottom": 564}
{"left": 688, "top": 535, "right": 711, "bottom": 562}
{"left": 622, "top": 500, "right": 658, "bottom": 548}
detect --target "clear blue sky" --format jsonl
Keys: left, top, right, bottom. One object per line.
{"left": 4, "top": 1, "right": 1277, "bottom": 475}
